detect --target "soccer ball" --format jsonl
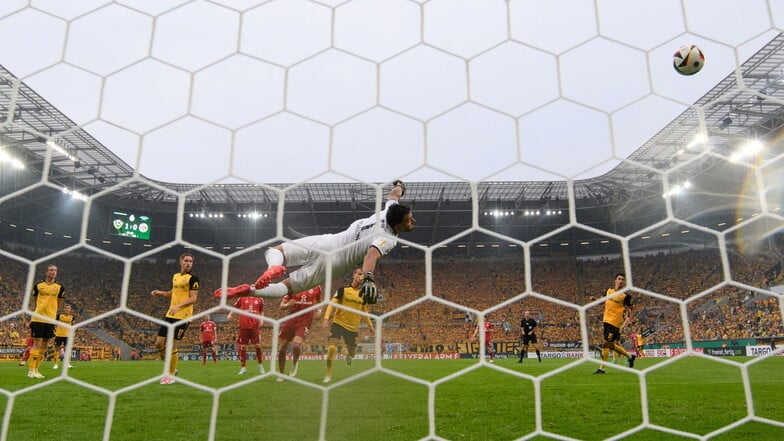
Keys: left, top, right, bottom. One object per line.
{"left": 673, "top": 44, "right": 705, "bottom": 76}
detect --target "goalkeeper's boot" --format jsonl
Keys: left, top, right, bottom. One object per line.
{"left": 627, "top": 354, "right": 636, "bottom": 368}
{"left": 254, "top": 266, "right": 286, "bottom": 289}
{"left": 290, "top": 363, "right": 299, "bottom": 377}
{"left": 31, "top": 371, "right": 45, "bottom": 379}
{"left": 214, "top": 284, "right": 252, "bottom": 299}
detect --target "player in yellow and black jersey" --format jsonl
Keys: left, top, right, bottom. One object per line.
{"left": 27, "top": 264, "right": 65, "bottom": 379}
{"left": 594, "top": 273, "right": 636, "bottom": 374}
{"left": 52, "top": 304, "right": 75, "bottom": 369}
{"left": 151, "top": 252, "right": 199, "bottom": 384}
{"left": 321, "top": 267, "right": 375, "bottom": 383}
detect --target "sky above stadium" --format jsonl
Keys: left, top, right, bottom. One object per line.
{"left": 1, "top": 0, "right": 782, "bottom": 185}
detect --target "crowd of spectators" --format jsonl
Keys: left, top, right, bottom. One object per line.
{"left": 0, "top": 245, "right": 781, "bottom": 358}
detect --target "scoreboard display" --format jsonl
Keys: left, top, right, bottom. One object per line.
{"left": 110, "top": 211, "right": 151, "bottom": 240}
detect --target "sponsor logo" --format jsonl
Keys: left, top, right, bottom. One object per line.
{"left": 746, "top": 345, "right": 782, "bottom": 356}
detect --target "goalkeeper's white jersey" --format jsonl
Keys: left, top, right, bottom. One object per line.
{"left": 283, "top": 199, "right": 399, "bottom": 291}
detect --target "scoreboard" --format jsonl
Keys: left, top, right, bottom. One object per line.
{"left": 110, "top": 211, "right": 151, "bottom": 240}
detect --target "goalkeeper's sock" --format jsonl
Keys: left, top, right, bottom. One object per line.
{"left": 253, "top": 283, "right": 288, "bottom": 298}
{"left": 536, "top": 349, "right": 541, "bottom": 362}
{"left": 157, "top": 346, "right": 166, "bottom": 361}
{"left": 326, "top": 345, "right": 337, "bottom": 377}
{"left": 265, "top": 248, "right": 284, "bottom": 267}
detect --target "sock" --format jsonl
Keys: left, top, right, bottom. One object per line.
{"left": 613, "top": 343, "right": 630, "bottom": 358}
{"left": 292, "top": 342, "right": 302, "bottom": 365}
{"left": 600, "top": 347, "right": 609, "bottom": 370}
{"left": 201, "top": 350, "right": 206, "bottom": 364}
{"left": 170, "top": 351, "right": 179, "bottom": 375}
{"left": 278, "top": 344, "right": 288, "bottom": 373}
{"left": 519, "top": 346, "right": 526, "bottom": 361}
{"left": 253, "top": 283, "right": 289, "bottom": 298}
{"left": 240, "top": 345, "right": 247, "bottom": 367}
{"left": 212, "top": 349, "right": 218, "bottom": 362}
{"left": 157, "top": 346, "right": 166, "bottom": 361}
{"left": 265, "top": 248, "right": 284, "bottom": 267}
{"left": 326, "top": 345, "right": 337, "bottom": 377}
{"left": 30, "top": 348, "right": 43, "bottom": 371}
{"left": 536, "top": 349, "right": 541, "bottom": 361}
{"left": 255, "top": 346, "right": 263, "bottom": 365}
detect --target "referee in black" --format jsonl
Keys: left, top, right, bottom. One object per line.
{"left": 519, "top": 310, "right": 542, "bottom": 363}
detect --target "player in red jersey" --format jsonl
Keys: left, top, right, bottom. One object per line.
{"left": 276, "top": 286, "right": 323, "bottom": 380}
{"left": 199, "top": 314, "right": 219, "bottom": 365}
{"left": 630, "top": 330, "right": 644, "bottom": 358}
{"left": 19, "top": 323, "right": 34, "bottom": 366}
{"left": 227, "top": 296, "right": 265, "bottom": 375}
{"left": 471, "top": 320, "right": 495, "bottom": 363}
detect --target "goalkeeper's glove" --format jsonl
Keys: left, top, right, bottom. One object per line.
{"left": 392, "top": 180, "right": 406, "bottom": 197}
{"left": 359, "top": 271, "right": 378, "bottom": 304}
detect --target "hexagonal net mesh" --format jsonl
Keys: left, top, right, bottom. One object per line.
{"left": 1, "top": 1, "right": 784, "bottom": 440}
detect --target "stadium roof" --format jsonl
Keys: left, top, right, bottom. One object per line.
{"left": 2, "top": 34, "right": 784, "bottom": 206}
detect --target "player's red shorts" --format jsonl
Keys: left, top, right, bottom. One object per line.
{"left": 202, "top": 340, "right": 215, "bottom": 348}
{"left": 279, "top": 321, "right": 308, "bottom": 341}
{"left": 236, "top": 328, "right": 260, "bottom": 345}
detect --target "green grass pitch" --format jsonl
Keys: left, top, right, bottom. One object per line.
{"left": 2, "top": 356, "right": 783, "bottom": 440}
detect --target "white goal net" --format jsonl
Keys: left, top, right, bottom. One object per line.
{"left": 1, "top": 1, "right": 783, "bottom": 440}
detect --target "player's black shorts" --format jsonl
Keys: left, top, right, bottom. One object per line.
{"left": 602, "top": 322, "right": 621, "bottom": 342}
{"left": 53, "top": 336, "right": 69, "bottom": 347}
{"left": 30, "top": 322, "right": 55, "bottom": 340}
{"left": 522, "top": 333, "right": 537, "bottom": 345}
{"left": 328, "top": 323, "right": 358, "bottom": 347}
{"left": 157, "top": 317, "right": 190, "bottom": 340}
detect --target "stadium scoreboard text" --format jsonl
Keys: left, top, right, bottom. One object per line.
{"left": 111, "top": 211, "right": 151, "bottom": 240}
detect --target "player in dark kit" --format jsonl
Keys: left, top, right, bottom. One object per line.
{"left": 28, "top": 264, "right": 65, "bottom": 379}
{"left": 152, "top": 253, "right": 200, "bottom": 384}
{"left": 593, "top": 273, "right": 636, "bottom": 374}
{"left": 519, "top": 310, "right": 542, "bottom": 363}
{"left": 52, "top": 304, "right": 75, "bottom": 369}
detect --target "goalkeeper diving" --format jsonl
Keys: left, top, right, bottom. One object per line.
{"left": 215, "top": 181, "right": 414, "bottom": 305}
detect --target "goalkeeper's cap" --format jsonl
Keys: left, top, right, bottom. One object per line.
{"left": 386, "top": 203, "right": 411, "bottom": 231}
